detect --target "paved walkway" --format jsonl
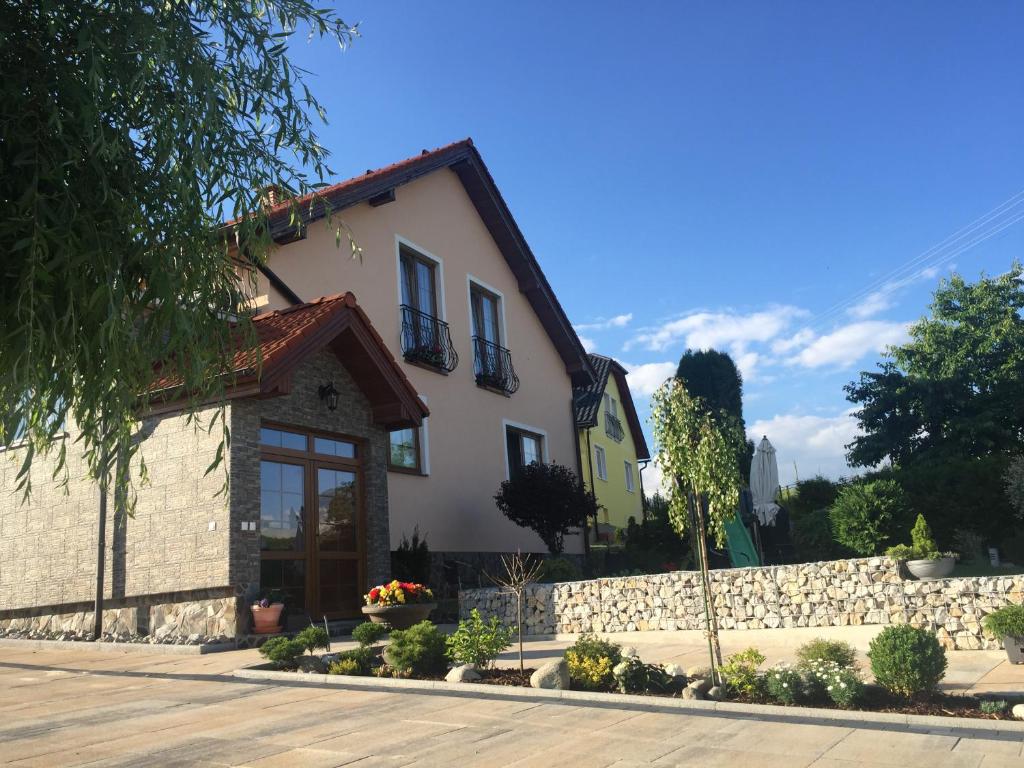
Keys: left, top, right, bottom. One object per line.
{"left": 0, "top": 644, "right": 1022, "bottom": 767}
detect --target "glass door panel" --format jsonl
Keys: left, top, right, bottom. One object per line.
{"left": 317, "top": 468, "right": 358, "bottom": 552}
{"left": 259, "top": 460, "right": 306, "bottom": 552}
{"left": 318, "top": 559, "right": 360, "bottom": 616}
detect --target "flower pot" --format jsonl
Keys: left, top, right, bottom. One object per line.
{"left": 361, "top": 603, "right": 436, "bottom": 630}
{"left": 1004, "top": 636, "right": 1024, "bottom": 664}
{"left": 251, "top": 603, "right": 284, "bottom": 634}
{"left": 905, "top": 557, "right": 955, "bottom": 580}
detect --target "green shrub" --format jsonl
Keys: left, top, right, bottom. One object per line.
{"left": 537, "top": 557, "right": 582, "bottom": 584}
{"left": 351, "top": 621, "right": 389, "bottom": 647}
{"left": 910, "top": 515, "right": 940, "bottom": 559}
{"left": 328, "top": 657, "right": 363, "bottom": 676}
{"left": 884, "top": 543, "right": 917, "bottom": 560}
{"left": 611, "top": 655, "right": 682, "bottom": 695}
{"left": 445, "top": 609, "right": 512, "bottom": 668}
{"left": 764, "top": 666, "right": 804, "bottom": 705}
{"left": 795, "top": 638, "right": 857, "bottom": 670}
{"left": 824, "top": 665, "right": 865, "bottom": 709}
{"left": 386, "top": 620, "right": 448, "bottom": 677}
{"left": 258, "top": 637, "right": 306, "bottom": 669}
{"left": 980, "top": 699, "right": 1008, "bottom": 715}
{"left": 829, "top": 478, "right": 912, "bottom": 556}
{"left": 982, "top": 605, "right": 1024, "bottom": 640}
{"left": 868, "top": 625, "right": 947, "bottom": 698}
{"left": 391, "top": 527, "right": 432, "bottom": 585}
{"left": 564, "top": 634, "right": 622, "bottom": 691}
{"left": 295, "top": 625, "right": 330, "bottom": 655}
{"left": 329, "top": 645, "right": 376, "bottom": 675}
{"left": 720, "top": 647, "right": 766, "bottom": 700}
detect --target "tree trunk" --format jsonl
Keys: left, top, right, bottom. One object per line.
{"left": 93, "top": 442, "right": 110, "bottom": 641}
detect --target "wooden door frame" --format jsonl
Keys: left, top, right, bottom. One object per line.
{"left": 259, "top": 421, "right": 368, "bottom": 620}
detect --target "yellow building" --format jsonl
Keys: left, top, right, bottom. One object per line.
{"left": 573, "top": 354, "right": 651, "bottom": 541}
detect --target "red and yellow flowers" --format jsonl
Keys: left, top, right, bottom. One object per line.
{"left": 364, "top": 580, "right": 434, "bottom": 606}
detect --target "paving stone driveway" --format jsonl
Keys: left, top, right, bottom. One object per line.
{"left": 0, "top": 646, "right": 1021, "bottom": 767}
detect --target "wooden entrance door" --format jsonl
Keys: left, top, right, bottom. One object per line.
{"left": 259, "top": 425, "right": 366, "bottom": 623}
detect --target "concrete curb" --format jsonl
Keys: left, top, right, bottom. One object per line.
{"left": 0, "top": 637, "right": 237, "bottom": 655}
{"left": 232, "top": 666, "right": 1024, "bottom": 735}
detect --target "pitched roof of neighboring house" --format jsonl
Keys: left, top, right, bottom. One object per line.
{"left": 149, "top": 293, "right": 428, "bottom": 428}
{"left": 249, "top": 139, "right": 594, "bottom": 388}
{"left": 573, "top": 353, "right": 651, "bottom": 460}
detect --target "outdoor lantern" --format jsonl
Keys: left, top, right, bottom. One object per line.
{"left": 318, "top": 381, "right": 339, "bottom": 411}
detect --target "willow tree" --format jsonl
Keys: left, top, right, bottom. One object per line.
{"left": 0, "top": 1, "right": 358, "bottom": 500}
{"left": 651, "top": 378, "right": 743, "bottom": 683}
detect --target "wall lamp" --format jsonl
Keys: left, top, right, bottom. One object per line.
{"left": 318, "top": 382, "right": 339, "bottom": 411}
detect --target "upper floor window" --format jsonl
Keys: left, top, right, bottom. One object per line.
{"left": 471, "top": 281, "right": 519, "bottom": 395}
{"left": 506, "top": 425, "right": 543, "bottom": 477}
{"left": 399, "top": 245, "right": 458, "bottom": 373}
{"left": 594, "top": 444, "right": 608, "bottom": 481}
{"left": 624, "top": 460, "right": 635, "bottom": 493}
{"left": 603, "top": 394, "right": 624, "bottom": 442}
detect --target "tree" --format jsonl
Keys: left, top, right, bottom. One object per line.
{"left": 494, "top": 463, "right": 598, "bottom": 555}
{"left": 845, "top": 264, "right": 1024, "bottom": 467}
{"left": 676, "top": 349, "right": 753, "bottom": 483}
{"left": 1, "top": 1, "right": 358, "bottom": 501}
{"left": 828, "top": 477, "right": 911, "bottom": 556}
{"left": 652, "top": 378, "right": 744, "bottom": 681}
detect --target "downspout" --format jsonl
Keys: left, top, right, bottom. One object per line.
{"left": 638, "top": 459, "right": 650, "bottom": 522}
{"left": 585, "top": 428, "right": 595, "bottom": 545}
{"left": 571, "top": 402, "right": 591, "bottom": 561}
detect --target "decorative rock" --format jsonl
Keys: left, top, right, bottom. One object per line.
{"left": 663, "top": 663, "right": 685, "bottom": 679}
{"left": 688, "top": 678, "right": 712, "bottom": 695}
{"left": 445, "top": 664, "right": 481, "bottom": 683}
{"left": 1013, "top": 703, "right": 1024, "bottom": 720}
{"left": 706, "top": 685, "right": 724, "bottom": 701}
{"left": 297, "top": 656, "right": 327, "bottom": 674}
{"left": 681, "top": 686, "right": 703, "bottom": 700}
{"left": 530, "top": 660, "right": 569, "bottom": 689}
{"left": 685, "top": 665, "right": 711, "bottom": 679}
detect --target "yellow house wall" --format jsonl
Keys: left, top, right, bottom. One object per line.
{"left": 580, "top": 373, "right": 644, "bottom": 530}
{"left": 254, "top": 169, "right": 582, "bottom": 554}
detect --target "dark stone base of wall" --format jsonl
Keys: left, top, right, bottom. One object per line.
{"left": 410, "top": 551, "right": 584, "bottom": 599}
{"left": 0, "top": 587, "right": 242, "bottom": 641}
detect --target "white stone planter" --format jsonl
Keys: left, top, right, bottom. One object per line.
{"left": 905, "top": 556, "right": 955, "bottom": 580}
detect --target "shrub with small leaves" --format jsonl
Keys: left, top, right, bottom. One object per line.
{"left": 445, "top": 609, "right": 512, "bottom": 669}
{"left": 386, "top": 621, "right": 448, "bottom": 677}
{"left": 979, "top": 699, "right": 1008, "bottom": 715}
{"left": 352, "top": 621, "right": 389, "bottom": 647}
{"left": 328, "top": 657, "right": 362, "bottom": 676}
{"left": 764, "top": 665, "right": 804, "bottom": 705}
{"left": 720, "top": 647, "right": 766, "bottom": 700}
{"left": 611, "top": 653, "right": 684, "bottom": 695}
{"left": 564, "top": 634, "right": 622, "bottom": 691}
{"left": 868, "top": 625, "right": 947, "bottom": 699}
{"left": 824, "top": 665, "right": 865, "bottom": 709}
{"left": 259, "top": 637, "right": 306, "bottom": 669}
{"left": 295, "top": 625, "right": 330, "bottom": 655}
{"left": 982, "top": 605, "right": 1024, "bottom": 641}
{"left": 795, "top": 638, "right": 857, "bottom": 670}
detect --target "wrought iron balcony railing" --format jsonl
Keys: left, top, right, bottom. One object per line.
{"left": 400, "top": 305, "right": 459, "bottom": 373}
{"left": 605, "top": 412, "right": 625, "bottom": 442}
{"left": 472, "top": 336, "right": 520, "bottom": 395}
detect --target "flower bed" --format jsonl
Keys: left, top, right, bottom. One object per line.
{"left": 255, "top": 616, "right": 1024, "bottom": 722}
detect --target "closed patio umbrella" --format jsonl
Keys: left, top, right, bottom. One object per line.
{"left": 750, "top": 436, "right": 781, "bottom": 526}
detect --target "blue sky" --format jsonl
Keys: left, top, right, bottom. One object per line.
{"left": 286, "top": 1, "right": 1024, "bottom": 486}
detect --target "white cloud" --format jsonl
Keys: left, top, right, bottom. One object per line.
{"left": 626, "top": 306, "right": 806, "bottom": 354}
{"left": 770, "top": 328, "right": 815, "bottom": 354}
{"left": 575, "top": 313, "right": 633, "bottom": 332}
{"left": 641, "top": 456, "right": 669, "bottom": 496}
{"left": 747, "top": 410, "right": 863, "bottom": 486}
{"left": 847, "top": 265, "right": 943, "bottom": 320}
{"left": 622, "top": 361, "right": 676, "bottom": 397}
{"left": 787, "top": 320, "right": 909, "bottom": 369}
{"left": 577, "top": 334, "right": 597, "bottom": 352}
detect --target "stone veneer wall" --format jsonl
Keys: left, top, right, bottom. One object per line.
{"left": 460, "top": 557, "right": 1024, "bottom": 650}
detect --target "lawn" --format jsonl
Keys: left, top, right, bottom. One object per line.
{"left": 951, "top": 561, "right": 1024, "bottom": 578}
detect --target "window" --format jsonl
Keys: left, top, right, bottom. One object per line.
{"left": 470, "top": 283, "right": 501, "bottom": 346}
{"left": 260, "top": 427, "right": 306, "bottom": 451}
{"left": 594, "top": 445, "right": 607, "bottom": 481}
{"left": 603, "top": 394, "right": 617, "bottom": 418}
{"left": 506, "top": 425, "right": 544, "bottom": 477}
{"left": 399, "top": 246, "right": 438, "bottom": 317}
{"left": 624, "top": 461, "right": 635, "bottom": 492}
{"left": 388, "top": 427, "right": 421, "bottom": 473}
{"left": 314, "top": 437, "right": 357, "bottom": 459}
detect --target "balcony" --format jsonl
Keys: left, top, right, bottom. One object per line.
{"left": 605, "top": 412, "right": 625, "bottom": 442}
{"left": 472, "top": 336, "right": 520, "bottom": 395}
{"left": 400, "top": 305, "right": 459, "bottom": 373}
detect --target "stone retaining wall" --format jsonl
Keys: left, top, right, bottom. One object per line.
{"left": 459, "top": 557, "right": 1024, "bottom": 650}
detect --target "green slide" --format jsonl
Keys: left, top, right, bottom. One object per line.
{"left": 724, "top": 514, "right": 760, "bottom": 568}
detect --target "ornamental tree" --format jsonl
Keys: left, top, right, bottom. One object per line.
{"left": 494, "top": 462, "right": 598, "bottom": 554}
{"left": 1, "top": 0, "right": 358, "bottom": 501}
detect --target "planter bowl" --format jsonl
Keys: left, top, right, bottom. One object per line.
{"left": 361, "top": 603, "right": 436, "bottom": 630}
{"left": 905, "top": 557, "right": 956, "bottom": 580}
{"left": 251, "top": 602, "right": 284, "bottom": 634}
{"left": 1004, "top": 636, "right": 1024, "bottom": 664}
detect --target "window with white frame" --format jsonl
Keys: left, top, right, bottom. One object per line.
{"left": 506, "top": 425, "right": 544, "bottom": 477}
{"left": 624, "top": 460, "right": 635, "bottom": 492}
{"left": 594, "top": 444, "right": 608, "bottom": 481}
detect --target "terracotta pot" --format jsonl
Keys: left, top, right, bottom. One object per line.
{"left": 361, "top": 603, "right": 436, "bottom": 630}
{"left": 905, "top": 557, "right": 956, "bottom": 580}
{"left": 251, "top": 603, "right": 284, "bottom": 634}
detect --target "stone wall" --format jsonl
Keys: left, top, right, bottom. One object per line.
{"left": 0, "top": 405, "right": 233, "bottom": 619}
{"left": 460, "top": 558, "right": 1024, "bottom": 650}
